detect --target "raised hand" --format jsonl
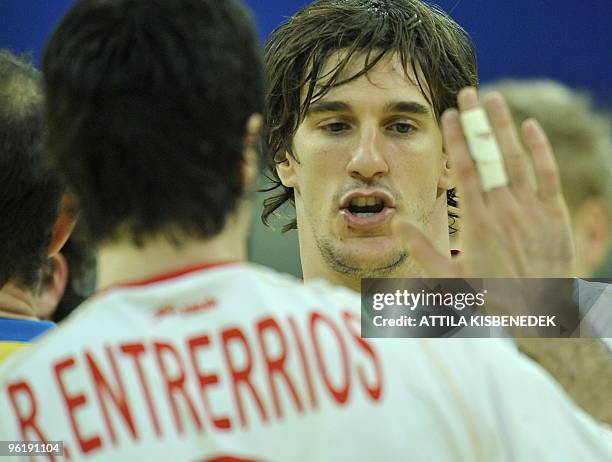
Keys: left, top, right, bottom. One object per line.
{"left": 399, "top": 87, "right": 576, "bottom": 279}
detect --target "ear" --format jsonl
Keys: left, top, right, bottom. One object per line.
{"left": 437, "top": 148, "right": 455, "bottom": 191}
{"left": 36, "top": 254, "right": 68, "bottom": 320}
{"left": 276, "top": 151, "right": 299, "bottom": 190}
{"left": 242, "top": 114, "right": 263, "bottom": 192}
{"left": 48, "top": 194, "right": 77, "bottom": 257}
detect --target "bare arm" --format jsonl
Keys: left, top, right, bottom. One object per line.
{"left": 517, "top": 338, "right": 612, "bottom": 425}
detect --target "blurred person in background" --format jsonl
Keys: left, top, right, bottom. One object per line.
{"left": 0, "top": 49, "right": 74, "bottom": 363}
{"left": 480, "top": 79, "right": 612, "bottom": 277}
{"left": 481, "top": 79, "right": 612, "bottom": 423}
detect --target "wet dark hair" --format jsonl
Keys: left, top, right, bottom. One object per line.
{"left": 43, "top": 0, "right": 264, "bottom": 246}
{"left": 263, "top": 0, "right": 477, "bottom": 232}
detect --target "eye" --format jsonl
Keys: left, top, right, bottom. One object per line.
{"left": 387, "top": 122, "right": 416, "bottom": 134}
{"left": 322, "top": 122, "right": 351, "bottom": 134}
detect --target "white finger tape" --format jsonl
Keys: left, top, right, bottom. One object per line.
{"left": 459, "top": 106, "right": 508, "bottom": 191}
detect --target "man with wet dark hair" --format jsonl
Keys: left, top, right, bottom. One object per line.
{"left": 263, "top": 0, "right": 473, "bottom": 286}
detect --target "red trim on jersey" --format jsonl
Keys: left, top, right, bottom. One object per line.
{"left": 116, "top": 261, "right": 238, "bottom": 288}
{"left": 103, "top": 261, "right": 239, "bottom": 291}
{"left": 199, "top": 457, "right": 261, "bottom": 462}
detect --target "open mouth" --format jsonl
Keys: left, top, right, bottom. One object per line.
{"left": 346, "top": 196, "right": 385, "bottom": 216}
{"left": 339, "top": 190, "right": 395, "bottom": 230}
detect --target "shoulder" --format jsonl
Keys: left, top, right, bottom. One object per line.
{"left": 0, "top": 303, "right": 110, "bottom": 384}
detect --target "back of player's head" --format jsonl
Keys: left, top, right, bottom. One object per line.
{"left": 483, "top": 79, "right": 612, "bottom": 212}
{"left": 263, "top": 0, "right": 476, "bottom": 230}
{"left": 0, "top": 50, "right": 64, "bottom": 290}
{"left": 42, "top": 0, "right": 264, "bottom": 247}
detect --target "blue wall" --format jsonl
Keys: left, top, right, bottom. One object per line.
{"left": 1, "top": 0, "right": 611, "bottom": 105}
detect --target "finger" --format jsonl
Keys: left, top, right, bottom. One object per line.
{"left": 484, "top": 187, "right": 534, "bottom": 240}
{"left": 521, "top": 118, "right": 562, "bottom": 202}
{"left": 457, "top": 86, "right": 479, "bottom": 111}
{"left": 487, "top": 192, "right": 532, "bottom": 270}
{"left": 395, "top": 220, "right": 460, "bottom": 277}
{"left": 441, "top": 108, "right": 487, "bottom": 221}
{"left": 483, "top": 92, "right": 532, "bottom": 190}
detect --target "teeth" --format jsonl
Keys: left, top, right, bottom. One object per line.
{"left": 349, "top": 196, "right": 383, "bottom": 207}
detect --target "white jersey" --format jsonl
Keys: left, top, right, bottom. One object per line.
{"left": 0, "top": 262, "right": 610, "bottom": 461}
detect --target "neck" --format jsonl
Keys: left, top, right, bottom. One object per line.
{"left": 97, "top": 217, "right": 249, "bottom": 290}
{"left": 302, "top": 254, "right": 429, "bottom": 292}
{"left": 0, "top": 283, "right": 38, "bottom": 320}
{"left": 307, "top": 269, "right": 363, "bottom": 292}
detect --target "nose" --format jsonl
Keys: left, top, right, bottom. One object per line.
{"left": 346, "top": 125, "right": 389, "bottom": 182}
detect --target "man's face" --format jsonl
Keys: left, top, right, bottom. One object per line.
{"left": 277, "top": 52, "right": 454, "bottom": 284}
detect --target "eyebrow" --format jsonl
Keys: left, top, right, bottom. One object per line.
{"left": 306, "top": 100, "right": 431, "bottom": 117}
{"left": 307, "top": 101, "right": 352, "bottom": 115}
{"left": 383, "top": 101, "right": 431, "bottom": 116}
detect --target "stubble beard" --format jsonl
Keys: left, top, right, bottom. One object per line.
{"left": 315, "top": 235, "right": 409, "bottom": 281}
{"left": 312, "top": 205, "right": 433, "bottom": 283}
